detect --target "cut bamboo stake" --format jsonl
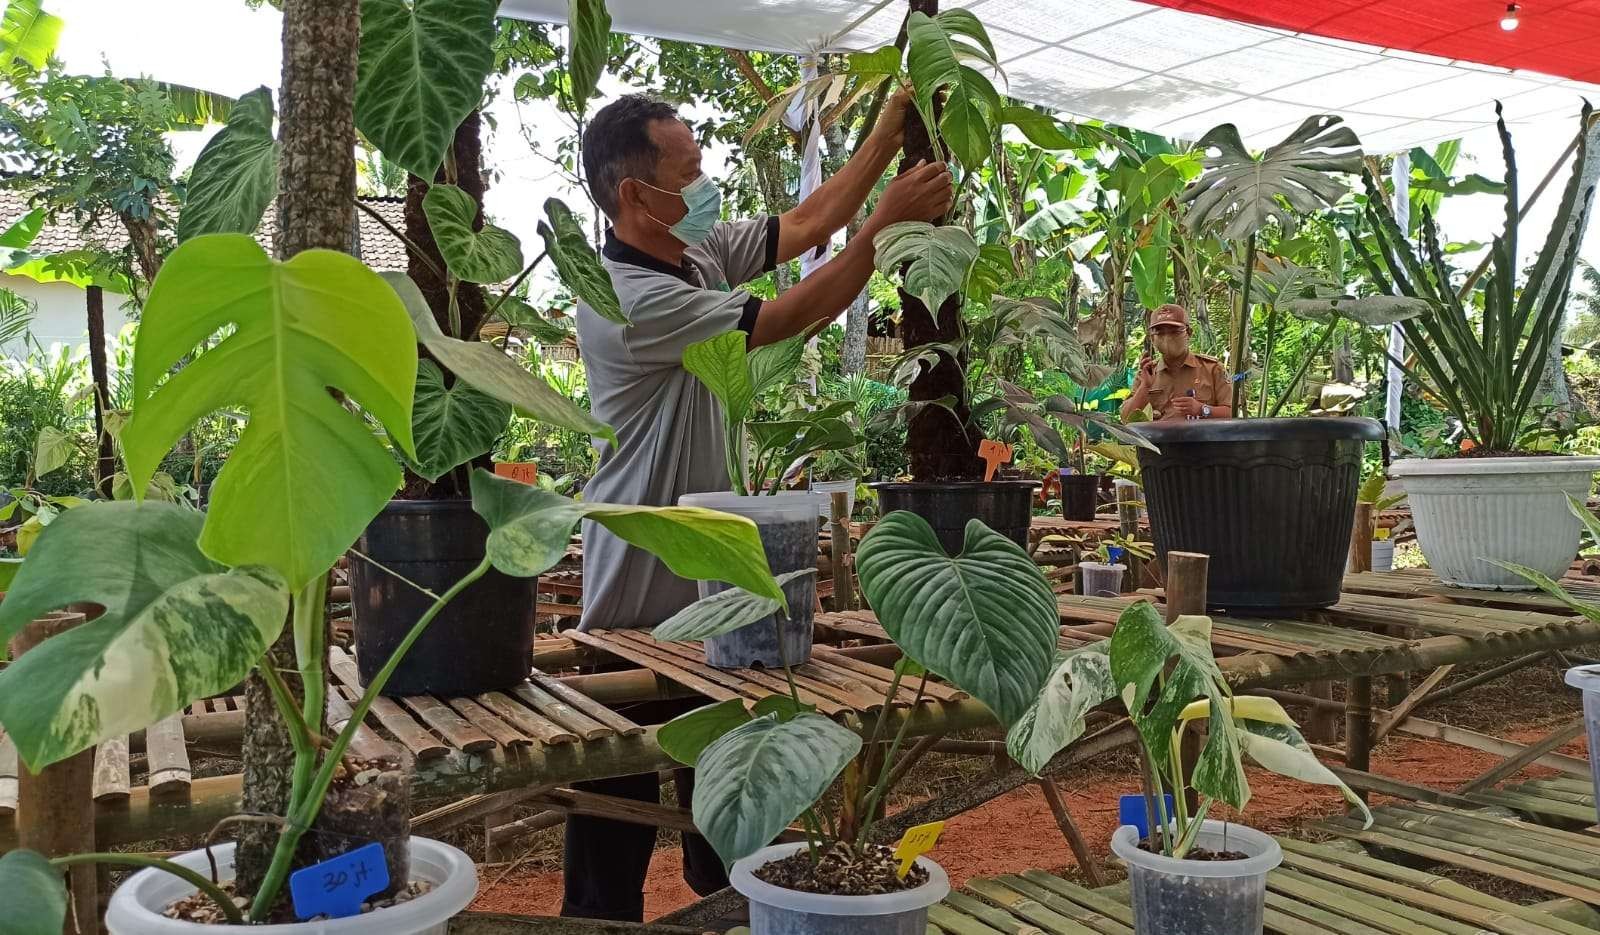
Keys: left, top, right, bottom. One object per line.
{"left": 1345, "top": 675, "right": 1374, "bottom": 791}
{"left": 1117, "top": 483, "right": 1142, "bottom": 591}
{"left": 829, "top": 491, "right": 855, "bottom": 612}
{"left": 1304, "top": 680, "right": 1339, "bottom": 744}
{"left": 1163, "top": 551, "right": 1208, "bottom": 621}
{"left": 1349, "top": 502, "right": 1375, "bottom": 575}
{"left": 13, "top": 611, "right": 98, "bottom": 935}
{"left": 1037, "top": 776, "right": 1104, "bottom": 887}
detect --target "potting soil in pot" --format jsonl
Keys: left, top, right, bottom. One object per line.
{"left": 753, "top": 843, "right": 929, "bottom": 895}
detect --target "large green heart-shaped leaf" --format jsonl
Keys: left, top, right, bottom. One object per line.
{"left": 905, "top": 10, "right": 1002, "bottom": 170}
{"left": 1182, "top": 115, "right": 1363, "bottom": 241}
{"left": 683, "top": 330, "right": 755, "bottom": 422}
{"left": 748, "top": 329, "right": 810, "bottom": 398}
{"left": 470, "top": 469, "right": 781, "bottom": 602}
{"left": 0, "top": 502, "right": 288, "bottom": 770}
{"left": 1006, "top": 646, "right": 1115, "bottom": 776}
{"left": 0, "top": 0, "right": 62, "bottom": 69}
{"left": 385, "top": 272, "right": 616, "bottom": 447}
{"left": 660, "top": 696, "right": 816, "bottom": 768}
{"left": 177, "top": 87, "right": 280, "bottom": 243}
{"left": 566, "top": 0, "right": 611, "bottom": 119}
{"left": 408, "top": 359, "right": 511, "bottom": 481}
{"left": 121, "top": 235, "right": 417, "bottom": 589}
{"left": 694, "top": 713, "right": 862, "bottom": 865}
{"left": 652, "top": 569, "right": 816, "bottom": 642}
{"left": 538, "top": 198, "right": 624, "bottom": 324}
{"left": 857, "top": 511, "right": 1058, "bottom": 725}
{"left": 0, "top": 850, "right": 64, "bottom": 933}
{"left": 873, "top": 221, "right": 980, "bottom": 316}
{"left": 355, "top": 0, "right": 498, "bottom": 179}
{"left": 424, "top": 184, "right": 524, "bottom": 284}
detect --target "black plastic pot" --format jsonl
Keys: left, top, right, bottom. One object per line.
{"left": 350, "top": 499, "right": 536, "bottom": 696}
{"left": 1060, "top": 474, "right": 1103, "bottom": 521}
{"left": 871, "top": 480, "right": 1039, "bottom": 556}
{"left": 1131, "top": 418, "right": 1383, "bottom": 611}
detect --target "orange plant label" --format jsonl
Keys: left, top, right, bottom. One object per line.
{"left": 977, "top": 439, "right": 1013, "bottom": 481}
{"left": 494, "top": 462, "right": 540, "bottom": 485}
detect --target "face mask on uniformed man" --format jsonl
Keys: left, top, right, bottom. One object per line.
{"left": 1152, "top": 331, "right": 1188, "bottom": 359}
{"left": 637, "top": 174, "right": 721, "bottom": 246}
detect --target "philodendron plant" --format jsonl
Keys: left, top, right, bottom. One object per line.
{"left": 683, "top": 329, "right": 863, "bottom": 495}
{"left": 652, "top": 511, "right": 1060, "bottom": 874}
{"left": 1006, "top": 601, "right": 1370, "bottom": 858}
{"left": 0, "top": 236, "right": 783, "bottom": 926}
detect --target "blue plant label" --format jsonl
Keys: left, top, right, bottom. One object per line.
{"left": 1119, "top": 793, "right": 1175, "bottom": 840}
{"left": 289, "top": 842, "right": 389, "bottom": 920}
{"left": 1107, "top": 546, "right": 1126, "bottom": 563}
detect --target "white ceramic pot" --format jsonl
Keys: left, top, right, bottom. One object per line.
{"left": 729, "top": 842, "right": 949, "bottom": 935}
{"left": 1390, "top": 456, "right": 1600, "bottom": 589}
{"left": 105, "top": 838, "right": 476, "bottom": 935}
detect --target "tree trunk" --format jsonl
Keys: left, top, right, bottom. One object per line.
{"left": 85, "top": 286, "right": 114, "bottom": 497}
{"left": 118, "top": 213, "right": 163, "bottom": 283}
{"left": 899, "top": 0, "right": 979, "bottom": 482}
{"left": 402, "top": 111, "right": 491, "bottom": 500}
{"left": 235, "top": 0, "right": 361, "bottom": 901}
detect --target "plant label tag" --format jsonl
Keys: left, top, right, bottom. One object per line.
{"left": 494, "top": 462, "right": 540, "bottom": 485}
{"left": 893, "top": 821, "right": 945, "bottom": 878}
{"left": 977, "top": 440, "right": 1013, "bottom": 481}
{"left": 289, "top": 842, "right": 389, "bottom": 920}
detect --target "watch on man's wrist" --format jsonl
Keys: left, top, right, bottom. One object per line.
{"left": 1201, "top": 404, "right": 1212, "bottom": 419}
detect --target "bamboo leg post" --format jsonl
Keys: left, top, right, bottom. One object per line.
{"left": 1038, "top": 777, "right": 1104, "bottom": 887}
{"left": 13, "top": 612, "right": 98, "bottom": 935}
{"left": 1117, "top": 483, "right": 1141, "bottom": 592}
{"left": 1372, "top": 664, "right": 1454, "bottom": 746}
{"left": 829, "top": 491, "right": 855, "bottom": 612}
{"left": 1349, "top": 502, "right": 1375, "bottom": 574}
{"left": 1345, "top": 676, "right": 1373, "bottom": 797}
{"left": 1163, "top": 551, "right": 1208, "bottom": 621}
{"left": 1304, "top": 681, "right": 1339, "bottom": 744}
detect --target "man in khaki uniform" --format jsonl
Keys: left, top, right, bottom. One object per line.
{"left": 1120, "top": 304, "right": 1234, "bottom": 422}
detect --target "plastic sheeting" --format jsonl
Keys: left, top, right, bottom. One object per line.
{"left": 499, "top": 0, "right": 1600, "bottom": 152}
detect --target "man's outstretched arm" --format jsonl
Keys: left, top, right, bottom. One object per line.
{"left": 774, "top": 90, "right": 911, "bottom": 264}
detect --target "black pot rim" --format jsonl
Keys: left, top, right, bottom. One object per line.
{"left": 379, "top": 497, "right": 476, "bottom": 513}
{"left": 868, "top": 479, "right": 1041, "bottom": 491}
{"left": 1131, "top": 416, "right": 1383, "bottom": 445}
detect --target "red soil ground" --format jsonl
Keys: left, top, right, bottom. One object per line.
{"left": 468, "top": 725, "right": 1591, "bottom": 919}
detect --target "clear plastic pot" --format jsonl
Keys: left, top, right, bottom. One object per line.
{"left": 1079, "top": 561, "right": 1126, "bottom": 597}
{"left": 678, "top": 492, "right": 819, "bottom": 668}
{"left": 1111, "top": 820, "right": 1281, "bottom": 935}
{"left": 809, "top": 479, "right": 858, "bottom": 520}
{"left": 729, "top": 842, "right": 949, "bottom": 935}
{"left": 105, "top": 838, "right": 476, "bottom": 935}
{"left": 1565, "top": 664, "right": 1600, "bottom": 824}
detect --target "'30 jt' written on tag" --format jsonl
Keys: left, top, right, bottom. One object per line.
{"left": 289, "top": 842, "right": 389, "bottom": 920}
{"left": 892, "top": 821, "right": 945, "bottom": 878}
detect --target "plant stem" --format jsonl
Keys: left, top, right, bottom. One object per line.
{"left": 1267, "top": 317, "right": 1339, "bottom": 418}
{"left": 248, "top": 558, "right": 493, "bottom": 921}
{"left": 1167, "top": 728, "right": 1191, "bottom": 842}
{"left": 1256, "top": 301, "right": 1284, "bottom": 417}
{"left": 1231, "top": 233, "right": 1257, "bottom": 415}
{"left": 354, "top": 200, "right": 445, "bottom": 281}
{"left": 259, "top": 662, "right": 317, "bottom": 756}
{"left": 346, "top": 548, "right": 440, "bottom": 599}
{"left": 484, "top": 249, "right": 548, "bottom": 324}
{"left": 53, "top": 853, "right": 242, "bottom": 925}
{"left": 855, "top": 674, "right": 928, "bottom": 849}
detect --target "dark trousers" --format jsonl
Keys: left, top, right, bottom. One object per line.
{"left": 560, "top": 767, "right": 728, "bottom": 922}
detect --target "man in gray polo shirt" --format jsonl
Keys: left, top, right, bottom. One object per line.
{"left": 562, "top": 92, "right": 951, "bottom": 921}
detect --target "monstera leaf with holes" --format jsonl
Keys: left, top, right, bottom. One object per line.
{"left": 178, "top": 87, "right": 279, "bottom": 243}
{"left": 424, "top": 184, "right": 524, "bottom": 285}
{"left": 856, "top": 511, "right": 1058, "bottom": 725}
{"left": 471, "top": 469, "right": 781, "bottom": 602}
{"left": 1182, "top": 115, "right": 1363, "bottom": 241}
{"left": 905, "top": 9, "right": 1004, "bottom": 170}
{"left": 873, "top": 221, "right": 980, "bottom": 317}
{"left": 355, "top": 0, "right": 499, "bottom": 179}
{"left": 121, "top": 235, "right": 417, "bottom": 590}
{"left": 0, "top": 502, "right": 288, "bottom": 770}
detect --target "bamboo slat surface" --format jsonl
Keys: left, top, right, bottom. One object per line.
{"left": 930, "top": 812, "right": 1597, "bottom": 935}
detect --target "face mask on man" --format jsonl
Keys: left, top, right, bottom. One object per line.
{"left": 1152, "top": 330, "right": 1188, "bottom": 359}
{"left": 636, "top": 174, "right": 721, "bottom": 246}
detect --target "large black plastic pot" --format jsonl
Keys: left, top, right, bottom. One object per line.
{"left": 1131, "top": 418, "right": 1382, "bottom": 611}
{"left": 872, "top": 481, "right": 1038, "bottom": 556}
{"left": 350, "top": 499, "right": 536, "bottom": 696}
{"left": 1060, "top": 474, "right": 1103, "bottom": 521}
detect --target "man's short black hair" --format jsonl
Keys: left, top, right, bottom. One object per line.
{"left": 583, "top": 94, "right": 680, "bottom": 220}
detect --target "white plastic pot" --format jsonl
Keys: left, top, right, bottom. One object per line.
{"left": 809, "top": 479, "right": 858, "bottom": 520}
{"left": 1080, "top": 561, "right": 1126, "bottom": 597}
{"left": 729, "top": 842, "right": 949, "bottom": 935}
{"left": 1348, "top": 539, "right": 1395, "bottom": 574}
{"left": 105, "top": 838, "right": 476, "bottom": 935}
{"left": 1111, "top": 820, "right": 1281, "bottom": 935}
{"left": 1390, "top": 456, "right": 1600, "bottom": 589}
{"left": 1565, "top": 664, "right": 1600, "bottom": 825}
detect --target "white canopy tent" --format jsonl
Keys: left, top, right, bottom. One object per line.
{"left": 500, "top": 0, "right": 1600, "bottom": 154}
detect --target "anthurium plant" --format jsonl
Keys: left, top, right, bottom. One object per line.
{"left": 683, "top": 329, "right": 863, "bottom": 495}
{"left": 652, "top": 511, "right": 1060, "bottom": 875}
{"left": 1006, "top": 601, "right": 1370, "bottom": 858}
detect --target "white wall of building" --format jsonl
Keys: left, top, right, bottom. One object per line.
{"left": 1, "top": 273, "right": 132, "bottom": 359}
